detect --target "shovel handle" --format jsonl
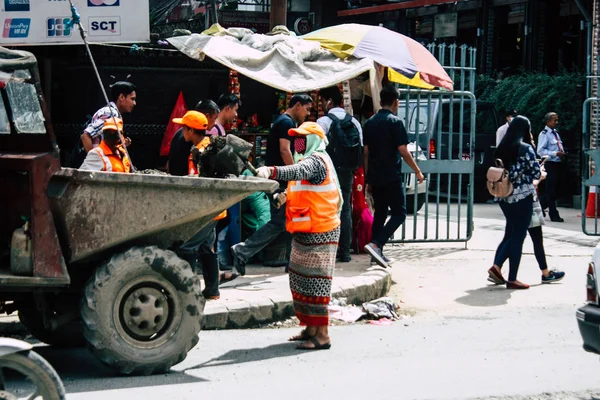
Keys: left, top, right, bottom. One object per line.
{"left": 246, "top": 161, "right": 258, "bottom": 176}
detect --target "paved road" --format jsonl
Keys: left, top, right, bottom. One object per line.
{"left": 27, "top": 205, "right": 600, "bottom": 399}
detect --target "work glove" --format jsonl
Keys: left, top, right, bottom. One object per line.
{"left": 273, "top": 193, "right": 287, "bottom": 209}
{"left": 256, "top": 166, "right": 272, "bottom": 179}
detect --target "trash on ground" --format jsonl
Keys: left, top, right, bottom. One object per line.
{"left": 362, "top": 297, "right": 400, "bottom": 320}
{"left": 329, "top": 305, "right": 366, "bottom": 323}
{"left": 369, "top": 318, "right": 393, "bottom": 326}
{"left": 328, "top": 296, "right": 400, "bottom": 323}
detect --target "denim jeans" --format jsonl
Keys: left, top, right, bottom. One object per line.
{"left": 371, "top": 181, "right": 406, "bottom": 248}
{"left": 493, "top": 195, "right": 533, "bottom": 282}
{"left": 336, "top": 167, "right": 354, "bottom": 257}
{"left": 234, "top": 200, "right": 286, "bottom": 263}
{"left": 217, "top": 225, "right": 233, "bottom": 269}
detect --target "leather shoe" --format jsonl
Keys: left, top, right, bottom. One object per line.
{"left": 506, "top": 281, "right": 530, "bottom": 290}
{"left": 550, "top": 215, "right": 564, "bottom": 222}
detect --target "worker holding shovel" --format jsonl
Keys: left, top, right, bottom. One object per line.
{"left": 171, "top": 110, "right": 238, "bottom": 300}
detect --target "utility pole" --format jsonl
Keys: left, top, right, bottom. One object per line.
{"left": 210, "top": 0, "right": 218, "bottom": 26}
{"left": 270, "top": 0, "right": 287, "bottom": 30}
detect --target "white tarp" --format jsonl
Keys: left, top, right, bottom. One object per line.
{"left": 167, "top": 30, "right": 377, "bottom": 94}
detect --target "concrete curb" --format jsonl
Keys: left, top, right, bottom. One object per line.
{"left": 201, "top": 268, "right": 393, "bottom": 330}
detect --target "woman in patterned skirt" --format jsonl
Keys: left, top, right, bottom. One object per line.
{"left": 256, "top": 121, "right": 341, "bottom": 350}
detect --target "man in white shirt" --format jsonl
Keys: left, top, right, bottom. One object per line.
{"left": 495, "top": 108, "right": 518, "bottom": 146}
{"left": 317, "top": 86, "right": 363, "bottom": 263}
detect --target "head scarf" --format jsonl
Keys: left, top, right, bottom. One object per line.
{"left": 293, "top": 133, "right": 328, "bottom": 163}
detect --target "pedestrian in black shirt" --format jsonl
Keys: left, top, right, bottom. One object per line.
{"left": 363, "top": 86, "right": 424, "bottom": 268}
{"left": 168, "top": 99, "right": 220, "bottom": 176}
{"left": 231, "top": 93, "right": 313, "bottom": 275}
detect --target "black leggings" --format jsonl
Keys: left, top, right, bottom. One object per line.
{"left": 494, "top": 225, "right": 548, "bottom": 272}
{"left": 528, "top": 226, "right": 548, "bottom": 271}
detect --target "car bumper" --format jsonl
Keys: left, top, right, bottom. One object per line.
{"left": 576, "top": 304, "right": 600, "bottom": 354}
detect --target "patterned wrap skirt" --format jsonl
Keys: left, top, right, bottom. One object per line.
{"left": 288, "top": 226, "right": 340, "bottom": 326}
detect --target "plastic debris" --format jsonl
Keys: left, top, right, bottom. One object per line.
{"left": 329, "top": 305, "right": 366, "bottom": 323}
{"left": 362, "top": 297, "right": 400, "bottom": 320}
{"left": 369, "top": 318, "right": 393, "bottom": 326}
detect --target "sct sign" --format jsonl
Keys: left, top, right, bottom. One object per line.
{"left": 1, "top": 0, "right": 148, "bottom": 45}
{"left": 89, "top": 17, "right": 120, "bottom": 35}
{"left": 4, "top": 0, "right": 29, "bottom": 12}
{"left": 2, "top": 18, "right": 30, "bottom": 38}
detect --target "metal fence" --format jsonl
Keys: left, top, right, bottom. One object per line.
{"left": 581, "top": 60, "right": 600, "bottom": 235}
{"left": 389, "top": 43, "right": 478, "bottom": 244}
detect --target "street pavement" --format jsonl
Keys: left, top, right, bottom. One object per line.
{"left": 13, "top": 205, "right": 600, "bottom": 399}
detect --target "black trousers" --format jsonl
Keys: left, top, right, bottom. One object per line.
{"left": 336, "top": 168, "right": 354, "bottom": 257}
{"left": 371, "top": 181, "right": 406, "bottom": 248}
{"left": 540, "top": 161, "right": 561, "bottom": 215}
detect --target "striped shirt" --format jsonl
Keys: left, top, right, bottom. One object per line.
{"left": 84, "top": 102, "right": 122, "bottom": 148}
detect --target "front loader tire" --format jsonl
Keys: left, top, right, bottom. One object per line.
{"left": 81, "top": 246, "right": 204, "bottom": 376}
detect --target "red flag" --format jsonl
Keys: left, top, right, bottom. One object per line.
{"left": 160, "top": 91, "right": 188, "bottom": 157}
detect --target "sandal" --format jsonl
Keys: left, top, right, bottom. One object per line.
{"left": 219, "top": 272, "right": 239, "bottom": 285}
{"left": 288, "top": 329, "right": 313, "bottom": 342}
{"left": 296, "top": 336, "right": 331, "bottom": 350}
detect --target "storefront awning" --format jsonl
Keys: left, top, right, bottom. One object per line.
{"left": 338, "top": 0, "right": 461, "bottom": 17}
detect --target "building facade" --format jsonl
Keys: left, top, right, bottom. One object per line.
{"left": 319, "top": 0, "right": 592, "bottom": 77}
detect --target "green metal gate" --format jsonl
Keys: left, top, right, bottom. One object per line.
{"left": 581, "top": 67, "right": 600, "bottom": 235}
{"left": 389, "top": 44, "right": 477, "bottom": 244}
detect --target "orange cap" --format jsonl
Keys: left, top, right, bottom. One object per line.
{"left": 102, "top": 117, "right": 123, "bottom": 132}
{"left": 172, "top": 111, "right": 208, "bottom": 130}
{"left": 288, "top": 121, "right": 325, "bottom": 140}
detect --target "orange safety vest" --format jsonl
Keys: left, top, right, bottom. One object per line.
{"left": 188, "top": 137, "right": 226, "bottom": 221}
{"left": 91, "top": 141, "right": 131, "bottom": 173}
{"left": 285, "top": 153, "right": 341, "bottom": 234}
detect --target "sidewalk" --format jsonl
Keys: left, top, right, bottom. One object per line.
{"left": 0, "top": 254, "right": 392, "bottom": 335}
{"left": 385, "top": 207, "right": 596, "bottom": 318}
{"left": 204, "top": 255, "right": 391, "bottom": 329}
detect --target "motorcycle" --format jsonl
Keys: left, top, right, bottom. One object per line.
{"left": 0, "top": 338, "right": 65, "bottom": 400}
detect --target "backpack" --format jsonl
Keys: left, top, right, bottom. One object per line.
{"left": 65, "top": 114, "right": 93, "bottom": 168}
{"left": 486, "top": 159, "right": 513, "bottom": 198}
{"left": 326, "top": 113, "right": 363, "bottom": 170}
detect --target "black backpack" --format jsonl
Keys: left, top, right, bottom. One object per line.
{"left": 65, "top": 114, "right": 93, "bottom": 168}
{"left": 326, "top": 113, "right": 363, "bottom": 170}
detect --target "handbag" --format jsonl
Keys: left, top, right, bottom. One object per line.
{"left": 486, "top": 159, "right": 513, "bottom": 198}
{"left": 529, "top": 197, "right": 545, "bottom": 228}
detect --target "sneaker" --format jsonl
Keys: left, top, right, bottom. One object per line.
{"left": 382, "top": 253, "right": 393, "bottom": 263}
{"left": 231, "top": 243, "right": 246, "bottom": 276}
{"left": 364, "top": 243, "right": 390, "bottom": 268}
{"left": 337, "top": 254, "right": 351, "bottom": 262}
{"left": 542, "top": 270, "right": 565, "bottom": 284}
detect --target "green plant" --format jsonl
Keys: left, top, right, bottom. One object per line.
{"left": 476, "top": 71, "right": 585, "bottom": 134}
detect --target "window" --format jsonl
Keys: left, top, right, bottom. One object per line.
{"left": 409, "top": 105, "right": 432, "bottom": 133}
{"left": 5, "top": 69, "right": 45, "bottom": 134}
